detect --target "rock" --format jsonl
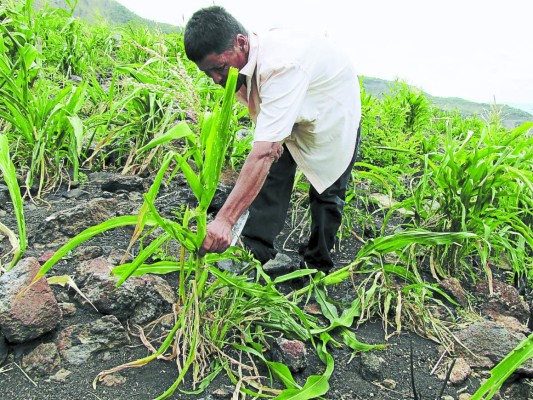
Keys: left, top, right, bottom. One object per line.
{"left": 73, "top": 246, "right": 104, "bottom": 261}
{"left": 448, "top": 357, "right": 471, "bottom": 385}
{"left": 37, "top": 198, "right": 118, "bottom": 244}
{"left": 58, "top": 302, "right": 77, "bottom": 318}
{"left": 61, "top": 188, "right": 89, "bottom": 199}
{"left": 492, "top": 315, "right": 530, "bottom": 335}
{"left": 270, "top": 337, "right": 308, "bottom": 372}
{"left": 503, "top": 379, "right": 530, "bottom": 400}
{"left": 74, "top": 257, "right": 175, "bottom": 324}
{"left": 37, "top": 250, "right": 56, "bottom": 264}
{"left": 0, "top": 333, "right": 8, "bottom": 365}
{"left": 208, "top": 182, "right": 234, "bottom": 214}
{"left": 211, "top": 386, "right": 234, "bottom": 399}
{"left": 89, "top": 172, "right": 145, "bottom": 193}
{"left": 100, "top": 373, "right": 127, "bottom": 387}
{"left": 454, "top": 321, "right": 533, "bottom": 372}
{"left": 439, "top": 277, "right": 470, "bottom": 308}
{"left": 69, "top": 75, "right": 82, "bottom": 83}
{"left": 0, "top": 258, "right": 62, "bottom": 343}
{"left": 262, "top": 253, "right": 294, "bottom": 275}
{"left": 0, "top": 184, "right": 9, "bottom": 209}
{"left": 48, "top": 368, "right": 71, "bottom": 383}
{"left": 57, "top": 315, "right": 130, "bottom": 365}
{"left": 474, "top": 279, "right": 530, "bottom": 325}
{"left": 22, "top": 343, "right": 61, "bottom": 376}
{"left": 381, "top": 378, "right": 397, "bottom": 389}
{"left": 303, "top": 302, "right": 322, "bottom": 315}
{"left": 107, "top": 247, "right": 133, "bottom": 265}
{"left": 360, "top": 352, "right": 383, "bottom": 381}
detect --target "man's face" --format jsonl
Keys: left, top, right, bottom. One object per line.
{"left": 196, "top": 35, "right": 248, "bottom": 90}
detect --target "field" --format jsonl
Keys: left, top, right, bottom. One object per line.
{"left": 1, "top": 1, "right": 532, "bottom": 399}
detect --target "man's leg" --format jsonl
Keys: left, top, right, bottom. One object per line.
{"left": 241, "top": 145, "right": 297, "bottom": 264}
{"left": 303, "top": 129, "right": 361, "bottom": 272}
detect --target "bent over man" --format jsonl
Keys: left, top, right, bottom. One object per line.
{"left": 184, "top": 6, "right": 361, "bottom": 274}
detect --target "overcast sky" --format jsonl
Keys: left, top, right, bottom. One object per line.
{"left": 115, "top": 0, "right": 533, "bottom": 109}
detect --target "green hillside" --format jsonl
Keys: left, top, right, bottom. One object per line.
{"left": 33, "top": 0, "right": 182, "bottom": 33}
{"left": 361, "top": 76, "right": 533, "bottom": 128}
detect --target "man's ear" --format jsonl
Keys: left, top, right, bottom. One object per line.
{"left": 235, "top": 34, "right": 248, "bottom": 52}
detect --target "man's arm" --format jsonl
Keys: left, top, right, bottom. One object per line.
{"left": 199, "top": 141, "right": 284, "bottom": 256}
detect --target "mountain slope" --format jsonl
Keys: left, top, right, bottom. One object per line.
{"left": 33, "top": 0, "right": 181, "bottom": 33}
{"left": 361, "top": 77, "right": 533, "bottom": 128}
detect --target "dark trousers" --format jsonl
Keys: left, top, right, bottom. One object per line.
{"left": 242, "top": 128, "right": 360, "bottom": 271}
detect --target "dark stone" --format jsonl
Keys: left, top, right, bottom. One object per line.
{"left": 0, "top": 333, "right": 8, "bottom": 365}
{"left": 454, "top": 321, "right": 533, "bottom": 373}
{"left": 360, "top": 351, "right": 383, "bottom": 381}
{"left": 0, "top": 184, "right": 9, "bottom": 209}
{"left": 36, "top": 198, "right": 117, "bottom": 243}
{"left": 22, "top": 342, "right": 61, "bottom": 376}
{"left": 474, "top": 280, "right": 530, "bottom": 325}
{"left": 57, "top": 315, "right": 130, "bottom": 365}
{"left": 89, "top": 172, "right": 144, "bottom": 193}
{"left": 439, "top": 277, "right": 469, "bottom": 307}
{"left": 270, "top": 337, "right": 307, "bottom": 372}
{"left": 74, "top": 258, "right": 175, "bottom": 324}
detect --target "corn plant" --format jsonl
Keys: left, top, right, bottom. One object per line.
{"left": 307, "top": 229, "right": 479, "bottom": 346}
{"left": 22, "top": 67, "right": 383, "bottom": 399}
{"left": 0, "top": 0, "right": 91, "bottom": 193}
{"left": 80, "top": 39, "right": 201, "bottom": 174}
{"left": 383, "top": 121, "right": 533, "bottom": 280}
{"left": 358, "top": 79, "right": 437, "bottom": 191}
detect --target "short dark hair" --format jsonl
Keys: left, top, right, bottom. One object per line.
{"left": 184, "top": 6, "right": 247, "bottom": 63}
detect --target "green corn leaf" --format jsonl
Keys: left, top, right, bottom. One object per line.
{"left": 357, "top": 230, "right": 478, "bottom": 259}
{"left": 199, "top": 67, "right": 238, "bottom": 209}
{"left": 232, "top": 343, "right": 299, "bottom": 390}
{"left": 0, "top": 135, "right": 26, "bottom": 269}
{"left": 115, "top": 233, "right": 170, "bottom": 287}
{"left": 67, "top": 115, "right": 84, "bottom": 155}
{"left": 313, "top": 285, "right": 339, "bottom": 321}
{"left": 339, "top": 328, "right": 387, "bottom": 352}
{"left": 23, "top": 215, "right": 152, "bottom": 292}
{"left": 143, "top": 193, "right": 199, "bottom": 251}
{"left": 126, "top": 152, "right": 175, "bottom": 253}
{"left": 137, "top": 122, "right": 195, "bottom": 154}
{"left": 116, "top": 65, "right": 158, "bottom": 85}
{"left": 112, "top": 261, "right": 191, "bottom": 277}
{"left": 176, "top": 153, "right": 202, "bottom": 201}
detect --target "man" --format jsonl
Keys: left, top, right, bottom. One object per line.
{"left": 184, "top": 6, "right": 361, "bottom": 274}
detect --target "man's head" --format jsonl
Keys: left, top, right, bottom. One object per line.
{"left": 184, "top": 6, "right": 249, "bottom": 89}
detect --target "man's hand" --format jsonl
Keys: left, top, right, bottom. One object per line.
{"left": 198, "top": 218, "right": 233, "bottom": 257}
{"left": 198, "top": 141, "right": 283, "bottom": 258}
{"left": 270, "top": 142, "right": 284, "bottom": 162}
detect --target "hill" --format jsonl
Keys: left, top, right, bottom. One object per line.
{"left": 32, "top": 2, "right": 532, "bottom": 128}
{"left": 361, "top": 77, "right": 533, "bottom": 128}
{"left": 33, "top": 0, "right": 181, "bottom": 34}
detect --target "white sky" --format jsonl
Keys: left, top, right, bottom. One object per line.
{"left": 115, "top": 0, "right": 533, "bottom": 108}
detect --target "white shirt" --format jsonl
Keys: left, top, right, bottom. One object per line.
{"left": 236, "top": 28, "right": 361, "bottom": 194}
